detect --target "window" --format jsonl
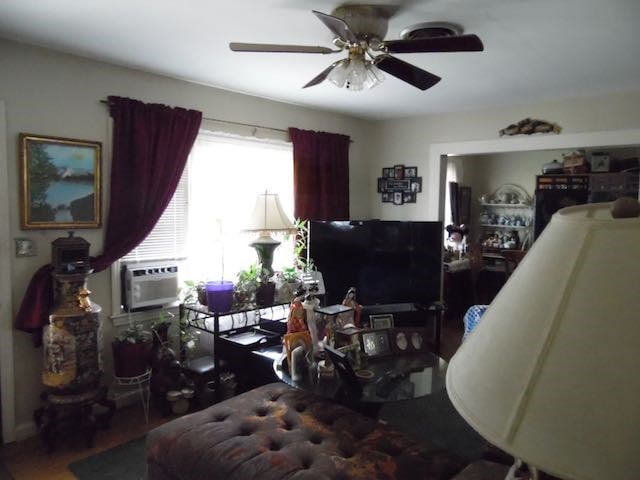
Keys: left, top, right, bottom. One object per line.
{"left": 120, "top": 130, "right": 294, "bottom": 290}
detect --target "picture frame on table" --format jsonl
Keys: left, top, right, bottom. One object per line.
{"left": 390, "top": 328, "right": 428, "bottom": 354}
{"left": 361, "top": 329, "right": 391, "bottom": 357}
{"left": 20, "top": 133, "right": 102, "bottom": 229}
{"left": 370, "top": 314, "right": 394, "bottom": 329}
{"left": 324, "top": 345, "right": 362, "bottom": 393}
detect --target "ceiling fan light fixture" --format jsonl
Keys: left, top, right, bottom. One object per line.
{"left": 364, "top": 62, "right": 384, "bottom": 89}
{"left": 327, "top": 59, "right": 349, "bottom": 88}
{"left": 344, "top": 55, "right": 368, "bottom": 90}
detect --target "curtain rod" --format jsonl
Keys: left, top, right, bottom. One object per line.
{"left": 100, "top": 99, "right": 288, "bottom": 134}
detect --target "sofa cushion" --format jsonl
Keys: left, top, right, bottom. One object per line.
{"left": 147, "top": 382, "right": 466, "bottom": 480}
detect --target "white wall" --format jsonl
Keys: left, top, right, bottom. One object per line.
{"left": 368, "top": 91, "right": 640, "bottom": 220}
{"left": 3, "top": 36, "right": 640, "bottom": 441}
{"left": 0, "top": 39, "right": 374, "bottom": 439}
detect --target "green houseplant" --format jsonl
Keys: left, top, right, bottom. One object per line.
{"left": 180, "top": 279, "right": 207, "bottom": 306}
{"left": 233, "top": 263, "right": 276, "bottom": 309}
{"left": 112, "top": 322, "right": 153, "bottom": 378}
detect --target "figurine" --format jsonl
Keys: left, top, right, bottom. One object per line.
{"left": 499, "top": 118, "right": 561, "bottom": 136}
{"left": 287, "top": 288, "right": 308, "bottom": 334}
{"left": 341, "top": 287, "right": 362, "bottom": 328}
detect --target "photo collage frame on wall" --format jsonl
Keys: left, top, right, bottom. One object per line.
{"left": 377, "top": 164, "right": 422, "bottom": 205}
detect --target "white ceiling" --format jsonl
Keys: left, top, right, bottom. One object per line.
{"left": 1, "top": 0, "right": 639, "bottom": 120}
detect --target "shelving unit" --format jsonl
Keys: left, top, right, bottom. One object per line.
{"left": 479, "top": 203, "right": 533, "bottom": 250}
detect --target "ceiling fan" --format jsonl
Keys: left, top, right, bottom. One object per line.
{"left": 229, "top": 4, "right": 484, "bottom": 91}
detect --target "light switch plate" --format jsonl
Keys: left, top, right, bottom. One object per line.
{"left": 15, "top": 238, "right": 36, "bottom": 257}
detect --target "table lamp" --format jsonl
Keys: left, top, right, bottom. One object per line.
{"left": 244, "top": 191, "right": 296, "bottom": 276}
{"left": 446, "top": 197, "right": 640, "bottom": 480}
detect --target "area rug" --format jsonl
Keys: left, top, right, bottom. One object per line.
{"left": 378, "top": 388, "right": 489, "bottom": 462}
{"left": 68, "top": 436, "right": 146, "bottom": 480}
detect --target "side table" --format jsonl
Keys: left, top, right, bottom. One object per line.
{"left": 114, "top": 368, "right": 152, "bottom": 423}
{"left": 33, "top": 385, "right": 115, "bottom": 452}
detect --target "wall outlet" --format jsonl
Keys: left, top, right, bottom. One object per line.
{"left": 14, "top": 238, "right": 36, "bottom": 257}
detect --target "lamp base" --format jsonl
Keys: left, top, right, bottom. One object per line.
{"left": 505, "top": 459, "right": 539, "bottom": 480}
{"left": 249, "top": 234, "right": 281, "bottom": 277}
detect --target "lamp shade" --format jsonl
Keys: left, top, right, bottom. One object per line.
{"left": 244, "top": 192, "right": 296, "bottom": 234}
{"left": 446, "top": 199, "right": 640, "bottom": 480}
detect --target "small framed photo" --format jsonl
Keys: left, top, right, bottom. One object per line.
{"left": 382, "top": 167, "right": 394, "bottom": 178}
{"left": 591, "top": 155, "right": 610, "bottom": 172}
{"left": 403, "top": 192, "right": 416, "bottom": 204}
{"left": 381, "top": 192, "right": 391, "bottom": 203}
{"left": 394, "top": 164, "right": 404, "bottom": 180}
{"left": 393, "top": 192, "right": 403, "bottom": 205}
{"left": 405, "top": 167, "right": 417, "bottom": 178}
{"left": 361, "top": 330, "right": 391, "bottom": 357}
{"left": 20, "top": 133, "right": 102, "bottom": 229}
{"left": 391, "top": 328, "right": 428, "bottom": 354}
{"left": 370, "top": 314, "right": 394, "bottom": 329}
{"left": 410, "top": 178, "right": 422, "bottom": 193}
{"left": 324, "top": 345, "right": 362, "bottom": 393}
{"left": 377, "top": 178, "right": 387, "bottom": 193}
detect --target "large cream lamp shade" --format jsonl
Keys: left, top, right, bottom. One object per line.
{"left": 446, "top": 198, "right": 640, "bottom": 480}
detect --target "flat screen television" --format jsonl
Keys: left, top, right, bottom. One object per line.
{"left": 309, "top": 220, "right": 443, "bottom": 307}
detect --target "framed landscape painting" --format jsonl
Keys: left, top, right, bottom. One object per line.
{"left": 20, "top": 134, "right": 102, "bottom": 229}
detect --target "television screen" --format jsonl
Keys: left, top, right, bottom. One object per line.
{"left": 309, "top": 220, "right": 443, "bottom": 307}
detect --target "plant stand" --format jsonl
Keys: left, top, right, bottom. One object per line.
{"left": 114, "top": 368, "right": 152, "bottom": 423}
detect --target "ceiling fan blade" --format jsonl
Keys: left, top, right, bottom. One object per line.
{"left": 312, "top": 10, "right": 359, "bottom": 44}
{"left": 374, "top": 55, "right": 441, "bottom": 90}
{"left": 384, "top": 34, "right": 484, "bottom": 54}
{"left": 229, "top": 42, "right": 336, "bottom": 54}
{"left": 302, "top": 61, "right": 343, "bottom": 88}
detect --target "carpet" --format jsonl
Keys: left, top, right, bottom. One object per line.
{"left": 69, "top": 436, "right": 146, "bottom": 480}
{"left": 71, "top": 389, "right": 487, "bottom": 479}
{"left": 378, "top": 388, "right": 489, "bottom": 462}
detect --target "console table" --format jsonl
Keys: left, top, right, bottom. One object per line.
{"left": 179, "top": 303, "right": 288, "bottom": 402}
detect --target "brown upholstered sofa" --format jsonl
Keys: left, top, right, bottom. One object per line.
{"left": 146, "top": 382, "right": 467, "bottom": 480}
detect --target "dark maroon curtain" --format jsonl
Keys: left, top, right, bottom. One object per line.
{"left": 289, "top": 127, "right": 350, "bottom": 221}
{"left": 15, "top": 96, "right": 202, "bottom": 337}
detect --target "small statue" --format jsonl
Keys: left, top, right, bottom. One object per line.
{"left": 77, "top": 287, "right": 93, "bottom": 312}
{"left": 341, "top": 287, "right": 362, "bottom": 328}
{"left": 499, "top": 118, "right": 561, "bottom": 136}
{"left": 287, "top": 288, "right": 308, "bottom": 334}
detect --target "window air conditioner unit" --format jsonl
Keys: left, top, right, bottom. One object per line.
{"left": 122, "top": 263, "right": 179, "bottom": 310}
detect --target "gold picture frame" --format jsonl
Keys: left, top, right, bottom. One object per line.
{"left": 20, "top": 133, "right": 102, "bottom": 229}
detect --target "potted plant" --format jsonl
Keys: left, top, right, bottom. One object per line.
{"left": 274, "top": 266, "right": 302, "bottom": 303}
{"left": 180, "top": 279, "right": 207, "bottom": 306}
{"left": 233, "top": 263, "right": 276, "bottom": 309}
{"left": 112, "top": 322, "right": 153, "bottom": 378}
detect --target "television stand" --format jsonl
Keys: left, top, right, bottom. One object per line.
{"left": 361, "top": 302, "right": 444, "bottom": 355}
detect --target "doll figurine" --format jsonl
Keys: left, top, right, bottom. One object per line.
{"left": 287, "top": 288, "right": 308, "bottom": 334}
{"left": 341, "top": 286, "right": 362, "bottom": 328}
